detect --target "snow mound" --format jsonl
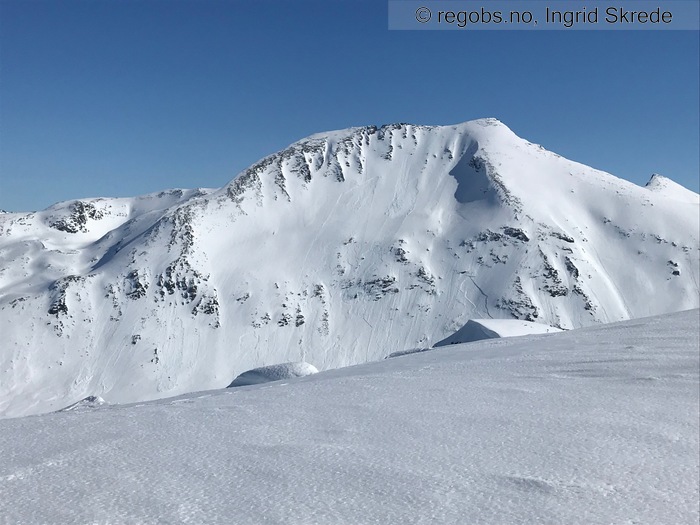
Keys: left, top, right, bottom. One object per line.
{"left": 58, "top": 396, "right": 107, "bottom": 412}
{"left": 435, "top": 319, "right": 562, "bottom": 346}
{"left": 228, "top": 362, "right": 319, "bottom": 387}
{"left": 645, "top": 174, "right": 700, "bottom": 203}
{"left": 386, "top": 347, "right": 432, "bottom": 359}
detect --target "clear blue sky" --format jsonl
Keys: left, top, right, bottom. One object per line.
{"left": 0, "top": 0, "right": 698, "bottom": 212}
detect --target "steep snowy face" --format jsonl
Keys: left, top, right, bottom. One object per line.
{"left": 1, "top": 118, "right": 698, "bottom": 417}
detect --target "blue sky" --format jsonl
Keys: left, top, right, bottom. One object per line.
{"left": 0, "top": 0, "right": 698, "bottom": 212}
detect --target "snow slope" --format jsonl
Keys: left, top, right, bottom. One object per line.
{"left": 0, "top": 309, "right": 697, "bottom": 525}
{"left": 435, "top": 318, "right": 561, "bottom": 345}
{"left": 1, "top": 119, "right": 698, "bottom": 417}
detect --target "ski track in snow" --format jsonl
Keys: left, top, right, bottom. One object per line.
{"left": 467, "top": 275, "right": 493, "bottom": 319}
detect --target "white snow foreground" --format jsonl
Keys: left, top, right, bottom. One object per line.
{"left": 228, "top": 361, "right": 319, "bottom": 387}
{"left": 435, "top": 318, "right": 562, "bottom": 346}
{"left": 1, "top": 118, "right": 698, "bottom": 418}
{"left": 0, "top": 310, "right": 697, "bottom": 525}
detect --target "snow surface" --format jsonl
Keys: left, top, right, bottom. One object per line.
{"left": 435, "top": 318, "right": 562, "bottom": 346}
{"left": 228, "top": 361, "right": 319, "bottom": 387}
{"left": 0, "top": 309, "right": 697, "bottom": 524}
{"left": 1, "top": 119, "right": 698, "bottom": 417}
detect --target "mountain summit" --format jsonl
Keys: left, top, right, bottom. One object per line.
{"left": 1, "top": 118, "right": 698, "bottom": 417}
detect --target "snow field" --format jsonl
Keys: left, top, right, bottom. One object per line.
{"left": 0, "top": 309, "right": 697, "bottom": 524}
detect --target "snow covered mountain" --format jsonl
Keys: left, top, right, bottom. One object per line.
{"left": 1, "top": 118, "right": 698, "bottom": 417}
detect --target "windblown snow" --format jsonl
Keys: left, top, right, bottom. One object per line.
{"left": 0, "top": 310, "right": 697, "bottom": 525}
{"left": 0, "top": 119, "right": 698, "bottom": 417}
